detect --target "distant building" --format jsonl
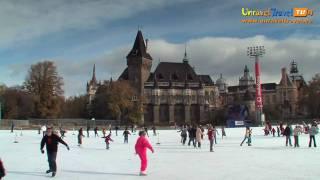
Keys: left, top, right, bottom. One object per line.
{"left": 86, "top": 31, "right": 307, "bottom": 125}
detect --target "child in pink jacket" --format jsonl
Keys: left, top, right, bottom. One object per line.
{"left": 135, "top": 131, "right": 154, "bottom": 176}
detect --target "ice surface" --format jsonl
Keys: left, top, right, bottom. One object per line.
{"left": 0, "top": 127, "right": 319, "bottom": 180}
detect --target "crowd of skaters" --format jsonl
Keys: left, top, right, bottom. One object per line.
{"left": 1, "top": 120, "right": 319, "bottom": 179}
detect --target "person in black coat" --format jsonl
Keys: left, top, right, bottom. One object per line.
{"left": 283, "top": 125, "right": 292, "bottom": 146}
{"left": 188, "top": 125, "right": 196, "bottom": 147}
{"left": 0, "top": 158, "right": 5, "bottom": 180}
{"left": 40, "top": 127, "right": 69, "bottom": 177}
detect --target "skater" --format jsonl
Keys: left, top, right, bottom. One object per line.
{"left": 308, "top": 123, "right": 319, "bottom": 147}
{"left": 277, "top": 126, "right": 280, "bottom": 137}
{"left": 188, "top": 125, "right": 196, "bottom": 147}
{"left": 151, "top": 126, "right": 157, "bottom": 136}
{"left": 115, "top": 125, "right": 119, "bottom": 136}
{"left": 41, "top": 125, "right": 47, "bottom": 137}
{"left": 59, "top": 127, "right": 66, "bottom": 139}
{"left": 213, "top": 126, "right": 219, "bottom": 144}
{"left": 78, "top": 128, "right": 85, "bottom": 146}
{"left": 102, "top": 133, "right": 113, "bottom": 150}
{"left": 135, "top": 131, "right": 154, "bottom": 176}
{"left": 94, "top": 127, "right": 99, "bottom": 137}
{"left": 102, "top": 128, "right": 106, "bottom": 137}
{"left": 200, "top": 125, "right": 205, "bottom": 140}
{"left": 40, "top": 127, "right": 70, "bottom": 177}
{"left": 11, "top": 121, "right": 15, "bottom": 133}
{"left": 196, "top": 125, "right": 203, "bottom": 148}
{"left": 131, "top": 124, "right": 134, "bottom": 133}
{"left": 144, "top": 127, "right": 149, "bottom": 137}
{"left": 272, "top": 127, "right": 276, "bottom": 137}
{"left": 86, "top": 125, "right": 90, "bottom": 138}
{"left": 207, "top": 125, "right": 214, "bottom": 152}
{"left": 123, "top": 127, "right": 131, "bottom": 144}
{"left": 293, "top": 125, "right": 303, "bottom": 147}
{"left": 180, "top": 125, "right": 187, "bottom": 145}
{"left": 108, "top": 124, "right": 112, "bottom": 134}
{"left": 283, "top": 125, "right": 292, "bottom": 147}
{"left": 221, "top": 126, "right": 226, "bottom": 139}
{"left": 240, "top": 127, "right": 252, "bottom": 146}
{"left": 0, "top": 158, "right": 5, "bottom": 180}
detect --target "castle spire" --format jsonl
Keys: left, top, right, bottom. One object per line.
{"left": 183, "top": 44, "right": 188, "bottom": 63}
{"left": 91, "top": 64, "right": 97, "bottom": 83}
{"left": 127, "top": 30, "right": 152, "bottom": 60}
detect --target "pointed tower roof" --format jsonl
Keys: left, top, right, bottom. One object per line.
{"left": 127, "top": 30, "right": 152, "bottom": 60}
{"left": 90, "top": 64, "right": 97, "bottom": 84}
{"left": 183, "top": 45, "right": 189, "bottom": 63}
{"left": 244, "top": 65, "right": 249, "bottom": 73}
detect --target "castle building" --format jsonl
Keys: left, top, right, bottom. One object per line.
{"left": 117, "top": 30, "right": 219, "bottom": 125}
{"left": 86, "top": 30, "right": 307, "bottom": 125}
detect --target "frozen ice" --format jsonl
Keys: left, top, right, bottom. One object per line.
{"left": 0, "top": 127, "right": 319, "bottom": 180}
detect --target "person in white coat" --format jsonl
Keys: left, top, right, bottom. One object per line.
{"left": 196, "top": 126, "right": 204, "bottom": 148}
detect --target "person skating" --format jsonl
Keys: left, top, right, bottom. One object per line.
{"left": 135, "top": 131, "right": 154, "bottom": 176}
{"left": 144, "top": 127, "right": 149, "bottom": 137}
{"left": 115, "top": 126, "right": 119, "bottom": 136}
{"left": 188, "top": 125, "right": 196, "bottom": 147}
{"left": 293, "top": 125, "right": 303, "bottom": 147}
{"left": 277, "top": 126, "right": 280, "bottom": 137}
{"left": 240, "top": 127, "right": 252, "bottom": 146}
{"left": 180, "top": 125, "right": 187, "bottom": 145}
{"left": 283, "top": 125, "right": 292, "bottom": 147}
{"left": 41, "top": 125, "right": 47, "bottom": 137}
{"left": 0, "top": 158, "right": 5, "bottom": 180}
{"left": 196, "top": 125, "right": 203, "bottom": 148}
{"left": 272, "top": 127, "right": 276, "bottom": 137}
{"left": 40, "top": 127, "right": 70, "bottom": 177}
{"left": 221, "top": 126, "right": 226, "bottom": 139}
{"left": 102, "top": 128, "right": 106, "bottom": 138}
{"left": 102, "top": 133, "right": 113, "bottom": 150}
{"left": 207, "top": 125, "right": 214, "bottom": 152}
{"left": 308, "top": 123, "right": 319, "bottom": 147}
{"left": 123, "top": 128, "right": 131, "bottom": 144}
{"left": 213, "top": 126, "right": 219, "bottom": 144}
{"left": 86, "top": 125, "right": 90, "bottom": 138}
{"left": 94, "top": 127, "right": 99, "bottom": 137}
{"left": 78, "top": 128, "right": 85, "bottom": 146}
{"left": 11, "top": 121, "right": 15, "bottom": 133}
{"left": 59, "top": 127, "right": 66, "bottom": 139}
{"left": 151, "top": 126, "right": 157, "bottom": 136}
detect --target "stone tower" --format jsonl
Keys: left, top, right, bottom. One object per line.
{"left": 126, "top": 30, "right": 153, "bottom": 97}
{"left": 87, "top": 64, "right": 98, "bottom": 104}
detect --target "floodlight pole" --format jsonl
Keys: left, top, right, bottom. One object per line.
{"left": 247, "top": 46, "right": 265, "bottom": 126}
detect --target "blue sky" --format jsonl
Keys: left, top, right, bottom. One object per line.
{"left": 0, "top": 0, "right": 319, "bottom": 96}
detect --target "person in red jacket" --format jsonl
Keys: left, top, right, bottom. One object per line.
{"left": 207, "top": 125, "right": 214, "bottom": 152}
{"left": 41, "top": 127, "right": 70, "bottom": 177}
{"left": 0, "top": 158, "right": 5, "bottom": 180}
{"left": 135, "top": 131, "right": 154, "bottom": 176}
{"left": 102, "top": 133, "right": 113, "bottom": 150}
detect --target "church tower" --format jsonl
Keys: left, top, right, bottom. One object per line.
{"left": 87, "top": 64, "right": 98, "bottom": 104}
{"left": 126, "top": 30, "right": 153, "bottom": 97}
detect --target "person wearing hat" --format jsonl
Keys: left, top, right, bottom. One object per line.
{"left": 40, "top": 127, "right": 70, "bottom": 177}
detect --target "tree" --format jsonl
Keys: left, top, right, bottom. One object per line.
{"left": 24, "top": 61, "right": 64, "bottom": 118}
{"left": 302, "top": 74, "right": 320, "bottom": 118}
{"left": 1, "top": 87, "right": 34, "bottom": 119}
{"left": 92, "top": 80, "right": 140, "bottom": 124}
{"left": 62, "top": 95, "right": 88, "bottom": 118}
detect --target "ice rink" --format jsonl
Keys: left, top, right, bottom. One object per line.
{"left": 0, "top": 127, "right": 319, "bottom": 180}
